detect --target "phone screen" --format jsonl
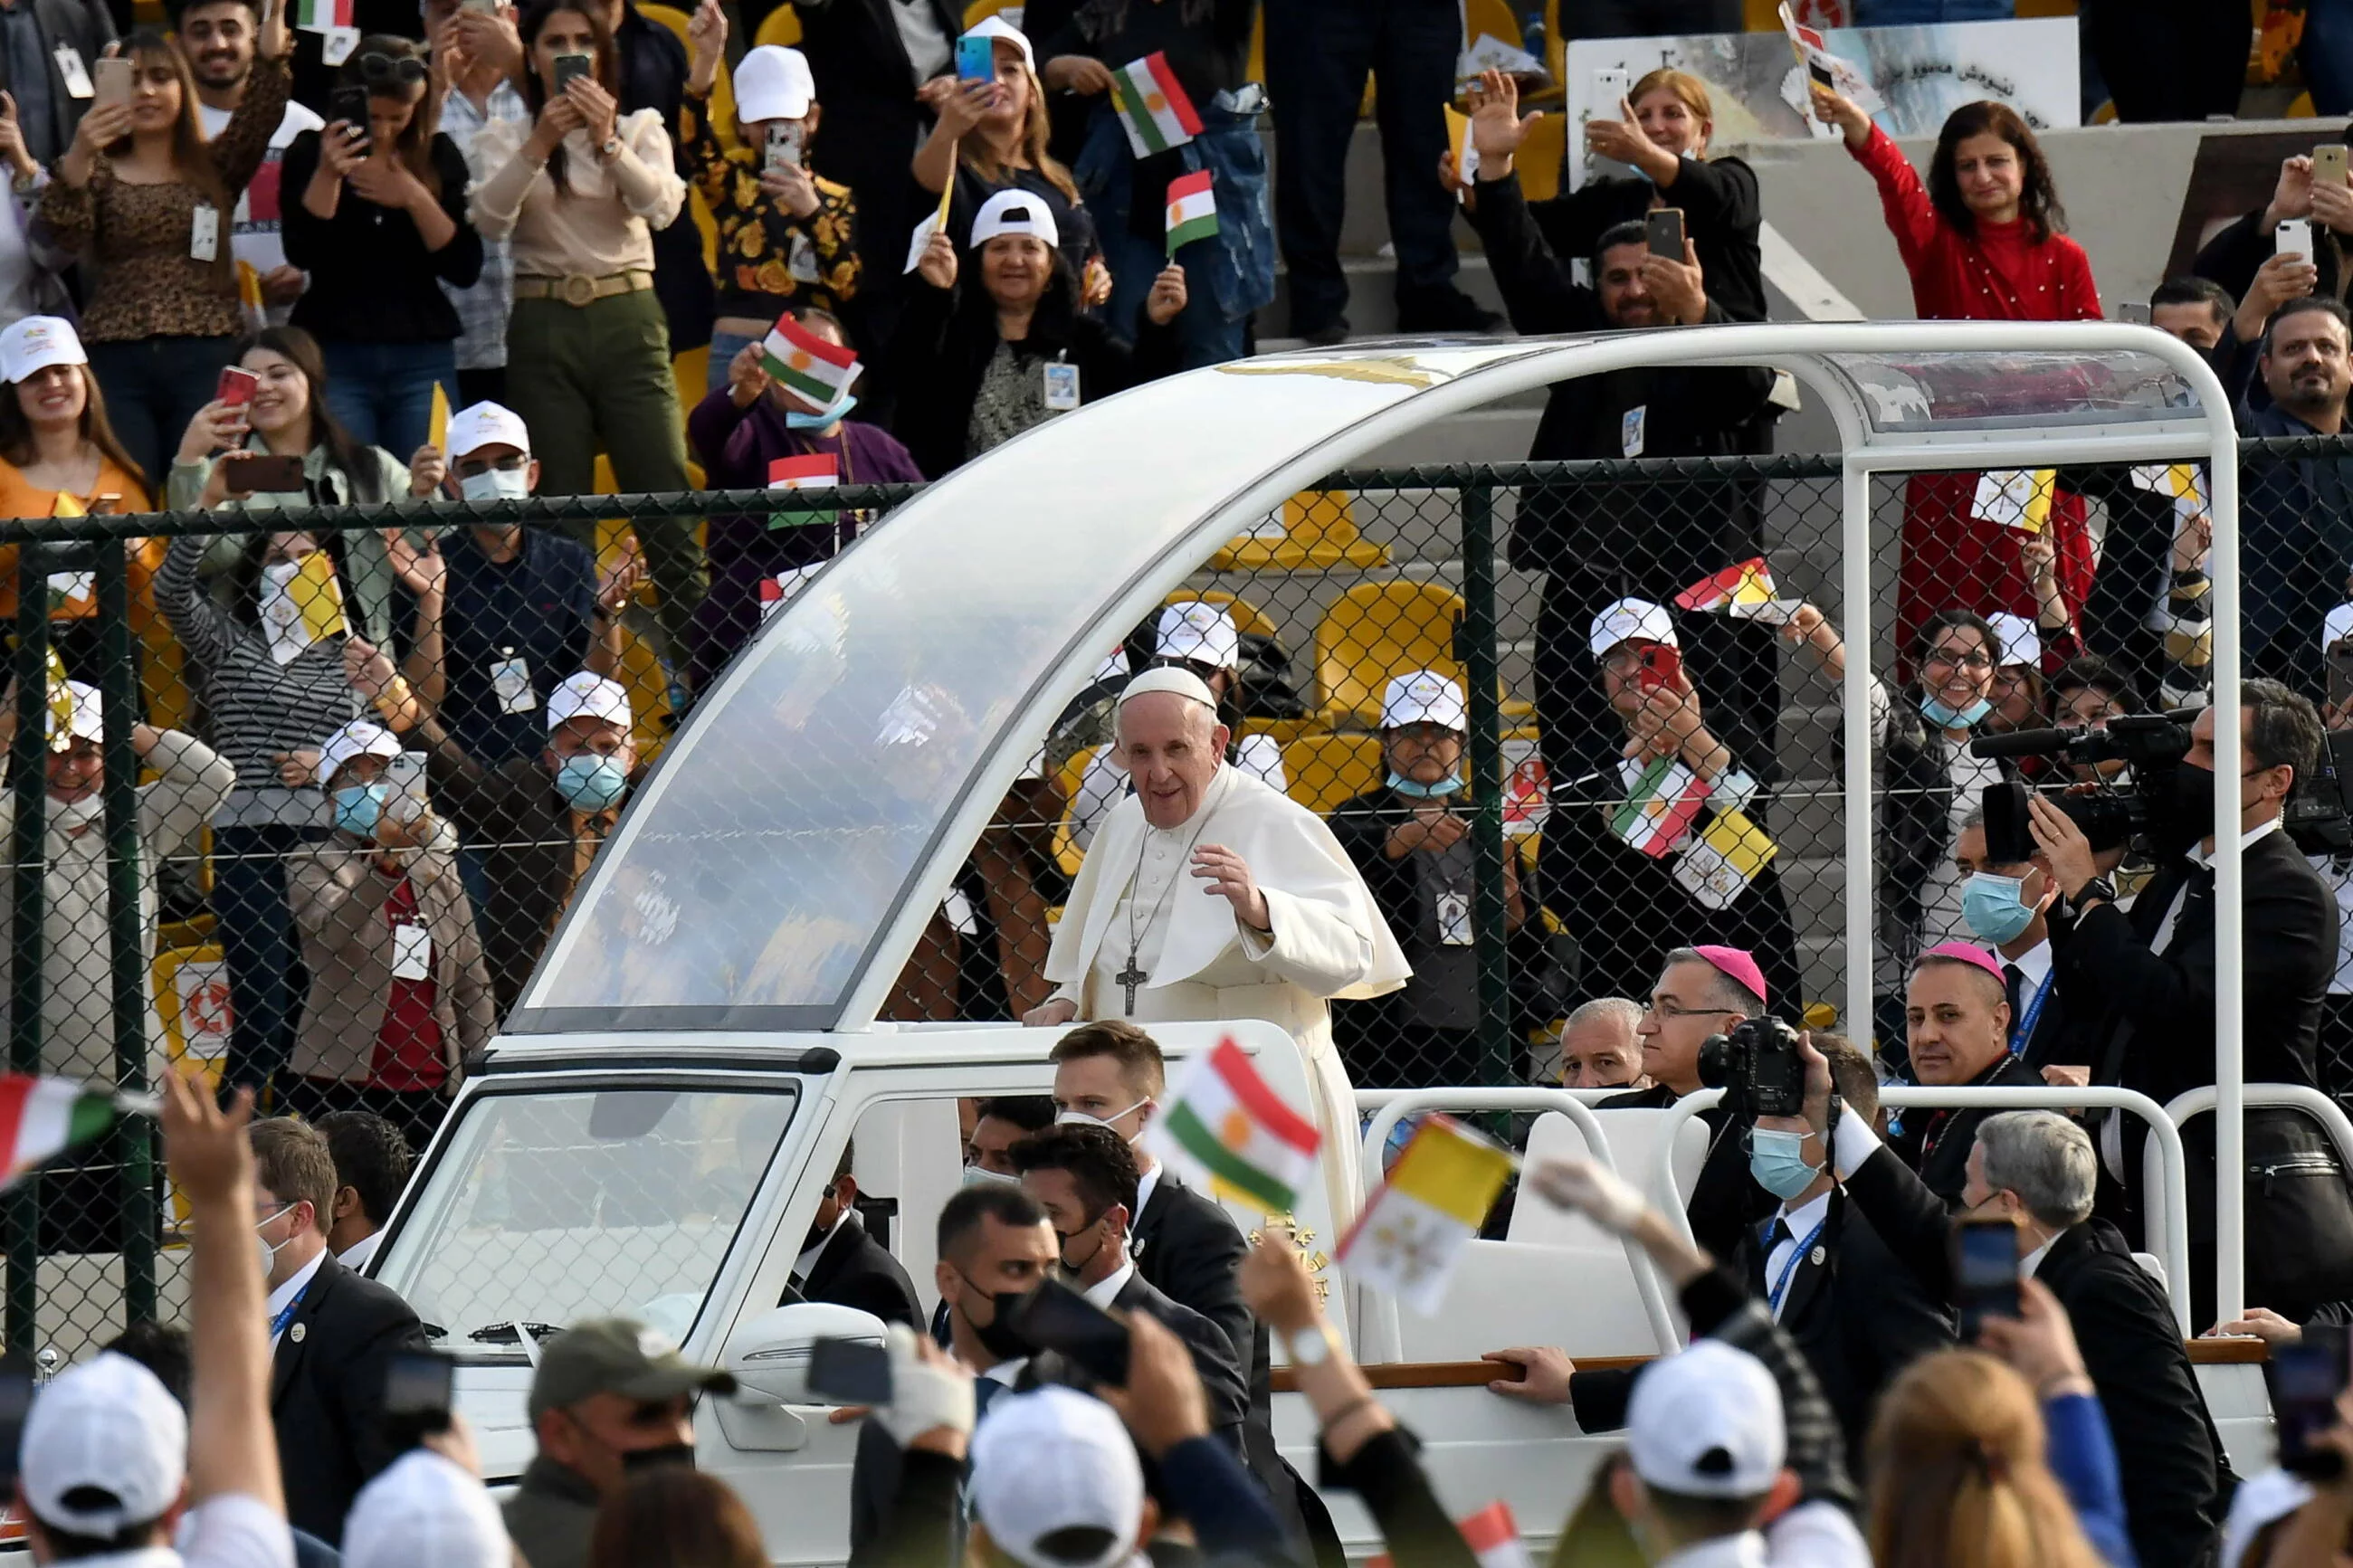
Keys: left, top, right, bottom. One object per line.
{"left": 553, "top": 52, "right": 591, "bottom": 91}
{"left": 2277, "top": 1328, "right": 2350, "bottom": 1477}
{"left": 1011, "top": 1278, "right": 1130, "bottom": 1384}
{"left": 1951, "top": 1217, "right": 2021, "bottom": 1336}
{"left": 807, "top": 1337, "right": 893, "bottom": 1405}
{"left": 380, "top": 1349, "right": 454, "bottom": 1448}
{"left": 956, "top": 34, "right": 996, "bottom": 83}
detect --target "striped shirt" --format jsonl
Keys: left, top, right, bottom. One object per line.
{"left": 156, "top": 535, "right": 359, "bottom": 829}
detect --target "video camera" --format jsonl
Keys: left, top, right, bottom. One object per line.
{"left": 1697, "top": 1016, "right": 1805, "bottom": 1119}
{"left": 1970, "top": 714, "right": 2195, "bottom": 858}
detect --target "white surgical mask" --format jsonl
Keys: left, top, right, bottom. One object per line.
{"left": 1055, "top": 1100, "right": 1150, "bottom": 1144}
{"left": 255, "top": 1202, "right": 292, "bottom": 1277}
{"left": 458, "top": 466, "right": 531, "bottom": 502}
{"left": 959, "top": 1164, "right": 1020, "bottom": 1190}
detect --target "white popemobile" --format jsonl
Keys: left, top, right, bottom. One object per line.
{"left": 367, "top": 326, "right": 2308, "bottom": 1563}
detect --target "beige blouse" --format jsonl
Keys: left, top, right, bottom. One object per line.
{"left": 466, "top": 107, "right": 685, "bottom": 281}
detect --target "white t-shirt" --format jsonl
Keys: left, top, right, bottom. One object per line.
{"left": 156, "top": 1493, "right": 298, "bottom": 1568}
{"left": 197, "top": 97, "right": 326, "bottom": 317}
{"left": 889, "top": 0, "right": 953, "bottom": 85}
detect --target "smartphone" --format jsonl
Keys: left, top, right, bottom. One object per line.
{"left": 216, "top": 365, "right": 258, "bottom": 411}
{"left": 223, "top": 451, "right": 305, "bottom": 493}
{"left": 1645, "top": 207, "right": 1684, "bottom": 260}
{"left": 2319, "top": 142, "right": 2348, "bottom": 190}
{"left": 1980, "top": 780, "right": 2037, "bottom": 864}
{"left": 1951, "top": 1215, "right": 2022, "bottom": 1338}
{"left": 1592, "top": 66, "right": 1630, "bottom": 109}
{"left": 381, "top": 1348, "right": 454, "bottom": 1447}
{"left": 2117, "top": 299, "right": 2151, "bottom": 325}
{"left": 1634, "top": 643, "right": 1681, "bottom": 693}
{"left": 1009, "top": 1277, "right": 1129, "bottom": 1384}
{"left": 329, "top": 83, "right": 371, "bottom": 148}
{"left": 552, "top": 52, "right": 591, "bottom": 91}
{"left": 764, "top": 121, "right": 803, "bottom": 173}
{"left": 806, "top": 1336, "right": 893, "bottom": 1405}
{"left": 955, "top": 33, "right": 995, "bottom": 83}
{"left": 384, "top": 750, "right": 428, "bottom": 823}
{"left": 2279, "top": 217, "right": 2315, "bottom": 262}
{"left": 93, "top": 56, "right": 134, "bottom": 109}
{"left": 2276, "top": 1326, "right": 2350, "bottom": 1478}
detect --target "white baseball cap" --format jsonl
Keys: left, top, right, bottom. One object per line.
{"left": 344, "top": 1450, "right": 509, "bottom": 1568}
{"left": 50, "top": 679, "right": 101, "bottom": 749}
{"left": 2324, "top": 602, "right": 2353, "bottom": 651}
{"left": 971, "top": 188, "right": 1059, "bottom": 251}
{"left": 1587, "top": 597, "right": 1678, "bottom": 659}
{"left": 22, "top": 1353, "right": 188, "bottom": 1537}
{"left": 962, "top": 14, "right": 1034, "bottom": 76}
{"left": 445, "top": 400, "right": 532, "bottom": 461}
{"left": 0, "top": 315, "right": 85, "bottom": 385}
{"left": 1381, "top": 670, "right": 1467, "bottom": 732}
{"left": 1986, "top": 612, "right": 2040, "bottom": 670}
{"left": 735, "top": 44, "right": 815, "bottom": 123}
{"left": 547, "top": 670, "right": 632, "bottom": 733}
{"left": 317, "top": 718, "right": 403, "bottom": 790}
{"left": 1625, "top": 1339, "right": 1784, "bottom": 1498}
{"left": 970, "top": 1386, "right": 1144, "bottom": 1568}
{"left": 1116, "top": 665, "right": 1216, "bottom": 712}
{"left": 1154, "top": 601, "right": 1241, "bottom": 671}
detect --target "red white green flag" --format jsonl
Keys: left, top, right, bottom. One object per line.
{"left": 294, "top": 0, "right": 354, "bottom": 31}
{"left": 759, "top": 316, "right": 861, "bottom": 406}
{"left": 1110, "top": 52, "right": 1203, "bottom": 158}
{"left": 1164, "top": 168, "right": 1218, "bottom": 255}
{"left": 1142, "top": 1037, "right": 1319, "bottom": 1214}
{"left": 767, "top": 454, "right": 837, "bottom": 490}
{"left": 0, "top": 1077, "right": 122, "bottom": 1188}
{"left": 1610, "top": 756, "right": 1710, "bottom": 858}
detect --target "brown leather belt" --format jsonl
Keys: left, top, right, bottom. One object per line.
{"left": 513, "top": 271, "right": 653, "bottom": 308}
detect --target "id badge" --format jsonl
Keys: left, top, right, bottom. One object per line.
{"left": 1042, "top": 360, "right": 1081, "bottom": 413}
{"left": 786, "top": 229, "right": 820, "bottom": 283}
{"left": 190, "top": 203, "right": 220, "bottom": 261}
{"left": 1436, "top": 889, "right": 1473, "bottom": 946}
{"left": 490, "top": 653, "right": 536, "bottom": 715}
{"left": 1621, "top": 404, "right": 1646, "bottom": 458}
{"left": 391, "top": 923, "right": 433, "bottom": 981}
{"left": 54, "top": 44, "right": 91, "bottom": 100}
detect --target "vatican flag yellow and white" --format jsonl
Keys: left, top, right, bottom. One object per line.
{"left": 1336, "top": 1115, "right": 1513, "bottom": 1314}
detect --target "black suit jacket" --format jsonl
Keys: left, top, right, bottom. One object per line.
{"left": 1595, "top": 1084, "right": 1777, "bottom": 1261}
{"left": 17, "top": 0, "right": 115, "bottom": 167}
{"left": 1110, "top": 1270, "right": 1250, "bottom": 1441}
{"left": 1892, "top": 1051, "right": 2040, "bottom": 1204}
{"left": 271, "top": 1255, "right": 426, "bottom": 1544}
{"left": 800, "top": 1214, "right": 922, "bottom": 1328}
{"left": 1844, "top": 1142, "right": 2230, "bottom": 1568}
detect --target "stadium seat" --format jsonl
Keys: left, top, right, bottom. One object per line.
{"left": 1281, "top": 732, "right": 1380, "bottom": 814}
{"left": 1050, "top": 746, "right": 1100, "bottom": 878}
{"left": 755, "top": 6, "right": 804, "bottom": 46}
{"left": 1208, "top": 490, "right": 1389, "bottom": 572}
{"left": 1314, "top": 580, "right": 1467, "bottom": 729}
{"left": 1165, "top": 586, "right": 1278, "bottom": 642}
{"left": 1515, "top": 112, "right": 1567, "bottom": 203}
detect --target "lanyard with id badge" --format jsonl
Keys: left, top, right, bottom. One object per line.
{"left": 1043, "top": 356, "right": 1080, "bottom": 413}
{"left": 490, "top": 647, "right": 536, "bottom": 715}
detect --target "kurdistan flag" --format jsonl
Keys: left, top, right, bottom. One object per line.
{"left": 1336, "top": 1115, "right": 1512, "bottom": 1315}
{"left": 760, "top": 316, "right": 861, "bottom": 406}
{"left": 0, "top": 1077, "right": 122, "bottom": 1188}
{"left": 1676, "top": 556, "right": 1777, "bottom": 613}
{"left": 1141, "top": 1036, "right": 1319, "bottom": 1213}
{"left": 1609, "top": 755, "right": 1710, "bottom": 859}
{"left": 1110, "top": 52, "right": 1203, "bottom": 158}
{"left": 1165, "top": 169, "right": 1218, "bottom": 255}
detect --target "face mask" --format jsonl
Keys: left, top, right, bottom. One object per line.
{"left": 255, "top": 1203, "right": 292, "bottom": 1276}
{"left": 1920, "top": 692, "right": 1995, "bottom": 729}
{"left": 458, "top": 466, "right": 531, "bottom": 502}
{"left": 554, "top": 753, "right": 629, "bottom": 813}
{"left": 785, "top": 389, "right": 858, "bottom": 430}
{"left": 2167, "top": 763, "right": 2217, "bottom": 852}
{"left": 333, "top": 782, "right": 386, "bottom": 840}
{"left": 1387, "top": 771, "right": 1465, "bottom": 799}
{"left": 1748, "top": 1127, "right": 1822, "bottom": 1201}
{"left": 955, "top": 1276, "right": 1034, "bottom": 1364}
{"left": 1055, "top": 1212, "right": 1108, "bottom": 1278}
{"left": 619, "top": 1442, "right": 697, "bottom": 1474}
{"left": 1961, "top": 872, "right": 2036, "bottom": 946}
{"left": 960, "top": 1164, "right": 1020, "bottom": 1189}
{"left": 1055, "top": 1101, "right": 1148, "bottom": 1144}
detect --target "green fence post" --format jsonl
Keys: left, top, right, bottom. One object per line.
{"left": 8, "top": 546, "right": 49, "bottom": 1359}
{"left": 95, "top": 540, "right": 154, "bottom": 1325}
{"left": 1458, "top": 480, "right": 1513, "bottom": 1088}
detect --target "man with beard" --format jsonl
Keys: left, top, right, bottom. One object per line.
{"left": 174, "top": 0, "right": 321, "bottom": 324}
{"left": 2240, "top": 297, "right": 2353, "bottom": 692}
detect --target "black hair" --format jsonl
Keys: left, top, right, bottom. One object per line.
{"left": 314, "top": 1109, "right": 413, "bottom": 1228}
{"left": 1592, "top": 219, "right": 1649, "bottom": 275}
{"left": 2245, "top": 677, "right": 2322, "bottom": 784}
{"left": 938, "top": 1183, "right": 1046, "bottom": 1261}
{"left": 2048, "top": 653, "right": 2139, "bottom": 715}
{"left": 1928, "top": 100, "right": 2065, "bottom": 242}
{"left": 100, "top": 1321, "right": 192, "bottom": 1409}
{"left": 1912, "top": 607, "right": 2001, "bottom": 679}
{"left": 975, "top": 1096, "right": 1057, "bottom": 1133}
{"left": 164, "top": 0, "right": 260, "bottom": 28}
{"left": 2149, "top": 275, "right": 2234, "bottom": 323}
{"left": 2264, "top": 295, "right": 2353, "bottom": 352}
{"left": 37, "top": 1510, "right": 164, "bottom": 1560}
{"left": 1008, "top": 1121, "right": 1138, "bottom": 1218}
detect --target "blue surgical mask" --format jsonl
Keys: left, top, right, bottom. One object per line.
{"left": 1748, "top": 1127, "right": 1822, "bottom": 1201}
{"left": 786, "top": 390, "right": 858, "bottom": 430}
{"left": 1920, "top": 693, "right": 1995, "bottom": 729}
{"left": 333, "top": 782, "right": 385, "bottom": 840}
{"left": 1387, "top": 771, "right": 1465, "bottom": 799}
{"left": 1962, "top": 871, "right": 2036, "bottom": 946}
{"left": 554, "top": 754, "right": 630, "bottom": 813}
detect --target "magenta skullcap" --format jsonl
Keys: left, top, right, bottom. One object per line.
{"left": 1917, "top": 939, "right": 2006, "bottom": 986}
{"left": 1690, "top": 945, "right": 1767, "bottom": 1006}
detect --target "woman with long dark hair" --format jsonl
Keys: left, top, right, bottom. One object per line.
{"left": 281, "top": 33, "right": 481, "bottom": 457}
{"left": 1815, "top": 90, "right": 2102, "bottom": 671}
{"left": 587, "top": 1468, "right": 766, "bottom": 1568}
{"left": 38, "top": 14, "right": 292, "bottom": 485}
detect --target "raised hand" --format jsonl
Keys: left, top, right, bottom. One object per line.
{"left": 1192, "top": 842, "right": 1269, "bottom": 930}
{"left": 686, "top": 0, "right": 725, "bottom": 90}
{"left": 1464, "top": 67, "right": 1530, "bottom": 174}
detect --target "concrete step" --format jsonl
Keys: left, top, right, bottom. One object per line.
{"left": 1258, "top": 252, "right": 1510, "bottom": 340}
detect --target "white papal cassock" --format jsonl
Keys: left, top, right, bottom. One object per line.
{"left": 1043, "top": 765, "right": 1410, "bottom": 1225}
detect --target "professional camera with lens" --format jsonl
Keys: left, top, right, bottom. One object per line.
{"left": 1970, "top": 713, "right": 2196, "bottom": 858}
{"left": 1696, "top": 1016, "right": 1805, "bottom": 1119}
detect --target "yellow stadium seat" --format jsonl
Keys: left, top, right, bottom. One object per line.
{"left": 638, "top": 2, "right": 691, "bottom": 47}
{"left": 1515, "top": 111, "right": 1567, "bottom": 204}
{"left": 1243, "top": 715, "right": 1323, "bottom": 749}
{"left": 1164, "top": 587, "right": 1278, "bottom": 642}
{"left": 755, "top": 6, "right": 804, "bottom": 46}
{"left": 1313, "top": 580, "right": 1536, "bottom": 731}
{"left": 1209, "top": 490, "right": 1388, "bottom": 572}
{"left": 1281, "top": 732, "right": 1381, "bottom": 814}
{"left": 1741, "top": 0, "right": 1780, "bottom": 25}
{"left": 1050, "top": 746, "right": 1100, "bottom": 878}
{"left": 674, "top": 343, "right": 710, "bottom": 414}
{"left": 963, "top": 0, "right": 1020, "bottom": 24}
{"left": 1463, "top": 0, "right": 1522, "bottom": 51}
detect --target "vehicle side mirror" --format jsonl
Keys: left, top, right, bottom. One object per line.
{"left": 722, "top": 1300, "right": 887, "bottom": 1405}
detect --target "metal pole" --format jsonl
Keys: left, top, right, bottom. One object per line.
{"left": 1459, "top": 481, "right": 1513, "bottom": 1088}
{"left": 95, "top": 539, "right": 154, "bottom": 1323}
{"left": 1840, "top": 460, "right": 1875, "bottom": 1048}
{"left": 7, "top": 546, "right": 49, "bottom": 1359}
{"left": 2211, "top": 426, "right": 2244, "bottom": 1326}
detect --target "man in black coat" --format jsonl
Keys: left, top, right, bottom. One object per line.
{"left": 1949, "top": 813, "right": 2088, "bottom": 1082}
{"left": 251, "top": 1117, "right": 424, "bottom": 1544}
{"left": 792, "top": 1140, "right": 923, "bottom": 1327}
{"left": 4, "top": 0, "right": 115, "bottom": 167}
{"left": 1891, "top": 940, "right": 2043, "bottom": 1205}
{"left": 2035, "top": 681, "right": 2352, "bottom": 1325}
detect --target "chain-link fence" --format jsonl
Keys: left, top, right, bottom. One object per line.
{"left": 6, "top": 434, "right": 2353, "bottom": 1363}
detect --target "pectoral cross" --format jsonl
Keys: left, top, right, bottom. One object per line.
{"left": 1115, "top": 953, "right": 1148, "bottom": 1016}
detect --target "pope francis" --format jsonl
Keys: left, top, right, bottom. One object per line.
{"left": 1027, "top": 667, "right": 1410, "bottom": 1200}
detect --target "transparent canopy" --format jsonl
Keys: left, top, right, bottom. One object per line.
{"left": 508, "top": 327, "right": 2232, "bottom": 1035}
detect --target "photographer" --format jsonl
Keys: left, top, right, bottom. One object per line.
{"left": 2034, "top": 679, "right": 2353, "bottom": 1327}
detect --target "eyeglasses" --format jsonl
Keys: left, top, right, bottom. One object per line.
{"left": 1923, "top": 649, "right": 1995, "bottom": 672}
{"left": 1644, "top": 1001, "right": 1736, "bottom": 1021}
{"left": 357, "top": 51, "right": 430, "bottom": 86}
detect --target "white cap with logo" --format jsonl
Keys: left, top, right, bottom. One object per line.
{"left": 1381, "top": 670, "right": 1467, "bottom": 732}
{"left": 344, "top": 1450, "right": 510, "bottom": 1568}
{"left": 0, "top": 315, "right": 86, "bottom": 386}
{"left": 52, "top": 679, "right": 102, "bottom": 749}
{"left": 1587, "top": 597, "right": 1679, "bottom": 659}
{"left": 317, "top": 718, "right": 404, "bottom": 790}
{"left": 2325, "top": 602, "right": 2353, "bottom": 652}
{"left": 971, "top": 188, "right": 1060, "bottom": 251}
{"left": 962, "top": 14, "right": 1034, "bottom": 75}
{"left": 547, "top": 671, "right": 633, "bottom": 733}
{"left": 445, "top": 400, "right": 533, "bottom": 461}
{"left": 1986, "top": 612, "right": 2040, "bottom": 670}
{"left": 1625, "top": 1339, "right": 1785, "bottom": 1498}
{"left": 22, "top": 1352, "right": 188, "bottom": 1537}
{"left": 1154, "top": 600, "right": 1241, "bottom": 671}
{"left": 970, "top": 1385, "right": 1144, "bottom": 1568}
{"left": 734, "top": 45, "right": 816, "bottom": 123}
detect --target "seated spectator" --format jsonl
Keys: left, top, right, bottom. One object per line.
{"left": 587, "top": 1468, "right": 766, "bottom": 1568}
{"left": 685, "top": 309, "right": 921, "bottom": 691}
{"left": 792, "top": 1140, "right": 921, "bottom": 1326}
{"left": 343, "top": 1440, "right": 510, "bottom": 1568}
{"left": 315, "top": 1107, "right": 413, "bottom": 1271}
{"left": 888, "top": 190, "right": 1183, "bottom": 480}
{"left": 503, "top": 1319, "right": 736, "bottom": 1568}
{"left": 424, "top": 0, "right": 531, "bottom": 407}
{"left": 2239, "top": 299, "right": 2353, "bottom": 693}
{"left": 1950, "top": 812, "right": 2087, "bottom": 1077}
{"left": 418, "top": 400, "right": 633, "bottom": 768}
{"left": 1556, "top": 997, "right": 1649, "bottom": 1090}
{"left": 1891, "top": 941, "right": 2041, "bottom": 1202}
{"left": 963, "top": 1093, "right": 1055, "bottom": 1183}
{"left": 281, "top": 35, "right": 481, "bottom": 456}
{"left": 1536, "top": 599, "right": 1800, "bottom": 1013}
{"left": 1331, "top": 670, "right": 1524, "bottom": 1088}
{"left": 683, "top": 7, "right": 860, "bottom": 390}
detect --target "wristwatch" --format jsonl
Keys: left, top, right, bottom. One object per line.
{"left": 2070, "top": 876, "right": 2118, "bottom": 913}
{"left": 1283, "top": 1323, "right": 1337, "bottom": 1368}
{"left": 597, "top": 135, "right": 622, "bottom": 162}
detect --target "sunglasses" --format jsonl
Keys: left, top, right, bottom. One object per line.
{"left": 357, "top": 51, "right": 429, "bottom": 86}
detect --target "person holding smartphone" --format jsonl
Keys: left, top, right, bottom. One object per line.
{"left": 682, "top": 2, "right": 860, "bottom": 392}
{"left": 281, "top": 35, "right": 481, "bottom": 458}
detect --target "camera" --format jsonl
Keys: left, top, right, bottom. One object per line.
{"left": 1972, "top": 713, "right": 2197, "bottom": 857}
{"left": 2287, "top": 729, "right": 2353, "bottom": 856}
{"left": 1697, "top": 1016, "right": 1805, "bottom": 1119}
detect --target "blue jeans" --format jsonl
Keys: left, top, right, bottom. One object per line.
{"left": 708, "top": 327, "right": 758, "bottom": 394}
{"left": 83, "top": 336, "right": 238, "bottom": 499}
{"left": 319, "top": 339, "right": 460, "bottom": 458}
{"left": 212, "top": 822, "right": 325, "bottom": 1098}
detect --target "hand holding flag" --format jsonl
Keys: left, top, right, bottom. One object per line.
{"left": 760, "top": 314, "right": 861, "bottom": 406}
{"left": 1164, "top": 168, "right": 1218, "bottom": 256}
{"left": 1336, "top": 1115, "right": 1514, "bottom": 1314}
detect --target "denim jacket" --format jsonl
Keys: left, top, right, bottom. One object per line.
{"left": 1074, "top": 100, "right": 1274, "bottom": 327}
